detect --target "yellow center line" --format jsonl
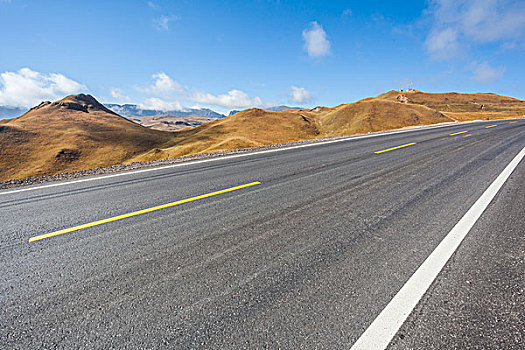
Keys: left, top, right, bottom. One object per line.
{"left": 450, "top": 131, "right": 469, "bottom": 136}
{"left": 28, "top": 181, "right": 262, "bottom": 243}
{"left": 485, "top": 124, "right": 498, "bottom": 128}
{"left": 509, "top": 121, "right": 518, "bottom": 124}
{"left": 374, "top": 142, "right": 417, "bottom": 154}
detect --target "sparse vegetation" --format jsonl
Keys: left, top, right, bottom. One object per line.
{"left": 1, "top": 91, "right": 523, "bottom": 181}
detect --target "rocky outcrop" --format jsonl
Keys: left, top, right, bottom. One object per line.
{"left": 397, "top": 94, "right": 409, "bottom": 104}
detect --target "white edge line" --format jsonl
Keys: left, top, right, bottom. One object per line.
{"left": 0, "top": 120, "right": 503, "bottom": 196}
{"left": 350, "top": 146, "right": 525, "bottom": 350}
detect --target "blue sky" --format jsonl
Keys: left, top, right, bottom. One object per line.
{"left": 1, "top": 0, "right": 525, "bottom": 113}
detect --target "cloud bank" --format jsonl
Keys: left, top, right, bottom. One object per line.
{"left": 0, "top": 68, "right": 86, "bottom": 108}
{"left": 425, "top": 0, "right": 525, "bottom": 59}
{"left": 110, "top": 88, "right": 131, "bottom": 103}
{"left": 138, "top": 72, "right": 269, "bottom": 110}
{"left": 138, "top": 97, "right": 184, "bottom": 111}
{"left": 147, "top": 72, "right": 182, "bottom": 94}
{"left": 189, "top": 89, "right": 263, "bottom": 109}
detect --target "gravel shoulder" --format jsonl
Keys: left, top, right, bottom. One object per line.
{"left": 1, "top": 122, "right": 460, "bottom": 190}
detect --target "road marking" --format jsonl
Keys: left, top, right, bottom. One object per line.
{"left": 485, "top": 124, "right": 498, "bottom": 128}
{"left": 374, "top": 143, "right": 416, "bottom": 154}
{"left": 0, "top": 121, "right": 480, "bottom": 197}
{"left": 449, "top": 131, "right": 468, "bottom": 136}
{"left": 350, "top": 146, "right": 525, "bottom": 350}
{"left": 28, "top": 181, "right": 261, "bottom": 243}
{"left": 509, "top": 121, "right": 518, "bottom": 124}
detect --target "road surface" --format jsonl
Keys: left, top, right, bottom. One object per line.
{"left": 1, "top": 119, "right": 524, "bottom": 349}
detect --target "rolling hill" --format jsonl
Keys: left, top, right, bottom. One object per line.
{"left": 129, "top": 97, "right": 453, "bottom": 161}
{"left": 0, "top": 94, "right": 177, "bottom": 181}
{"left": 1, "top": 91, "right": 523, "bottom": 181}
{"left": 378, "top": 89, "right": 525, "bottom": 121}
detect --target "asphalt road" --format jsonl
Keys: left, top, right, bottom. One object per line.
{"left": 1, "top": 119, "right": 524, "bottom": 349}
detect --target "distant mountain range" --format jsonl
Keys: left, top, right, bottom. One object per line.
{"left": 266, "top": 105, "right": 302, "bottom": 112}
{"left": 105, "top": 104, "right": 301, "bottom": 118}
{"left": 0, "top": 103, "right": 303, "bottom": 120}
{"left": 104, "top": 104, "right": 226, "bottom": 119}
{"left": 0, "top": 103, "right": 226, "bottom": 120}
{"left": 125, "top": 114, "right": 215, "bottom": 131}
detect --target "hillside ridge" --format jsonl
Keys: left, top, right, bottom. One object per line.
{"left": 1, "top": 91, "right": 523, "bottom": 181}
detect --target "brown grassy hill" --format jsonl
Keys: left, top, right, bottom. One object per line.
{"left": 130, "top": 98, "right": 452, "bottom": 161}
{"left": 125, "top": 114, "right": 215, "bottom": 131}
{"left": 130, "top": 108, "right": 321, "bottom": 161}
{"left": 378, "top": 90, "right": 525, "bottom": 121}
{"left": 314, "top": 99, "right": 453, "bottom": 135}
{"left": 0, "top": 94, "right": 176, "bottom": 181}
{"left": 2, "top": 91, "right": 522, "bottom": 181}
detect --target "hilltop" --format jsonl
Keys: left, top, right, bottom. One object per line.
{"left": 378, "top": 89, "right": 525, "bottom": 121}
{"left": 1, "top": 91, "right": 523, "bottom": 181}
{"left": 130, "top": 97, "right": 453, "bottom": 161}
{"left": 128, "top": 90, "right": 524, "bottom": 161}
{"left": 0, "top": 94, "right": 177, "bottom": 181}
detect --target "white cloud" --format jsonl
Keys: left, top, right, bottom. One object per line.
{"left": 0, "top": 68, "right": 86, "bottom": 108}
{"left": 189, "top": 89, "right": 264, "bottom": 109}
{"left": 425, "top": 28, "right": 461, "bottom": 59}
{"left": 138, "top": 97, "right": 184, "bottom": 111}
{"left": 153, "top": 15, "right": 178, "bottom": 31}
{"left": 302, "top": 21, "right": 331, "bottom": 57}
{"left": 469, "top": 61, "right": 506, "bottom": 83}
{"left": 146, "top": 72, "right": 182, "bottom": 95}
{"left": 139, "top": 72, "right": 268, "bottom": 109}
{"left": 110, "top": 88, "right": 131, "bottom": 103}
{"left": 289, "top": 86, "right": 313, "bottom": 104}
{"left": 425, "top": 0, "right": 525, "bottom": 59}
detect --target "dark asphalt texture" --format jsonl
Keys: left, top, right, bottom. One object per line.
{"left": 1, "top": 120, "right": 524, "bottom": 349}
{"left": 389, "top": 160, "right": 525, "bottom": 350}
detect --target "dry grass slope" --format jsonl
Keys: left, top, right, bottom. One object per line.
{"left": 1, "top": 91, "right": 523, "bottom": 181}
{"left": 0, "top": 94, "right": 177, "bottom": 181}
{"left": 130, "top": 98, "right": 453, "bottom": 162}
{"left": 378, "top": 90, "right": 525, "bottom": 121}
